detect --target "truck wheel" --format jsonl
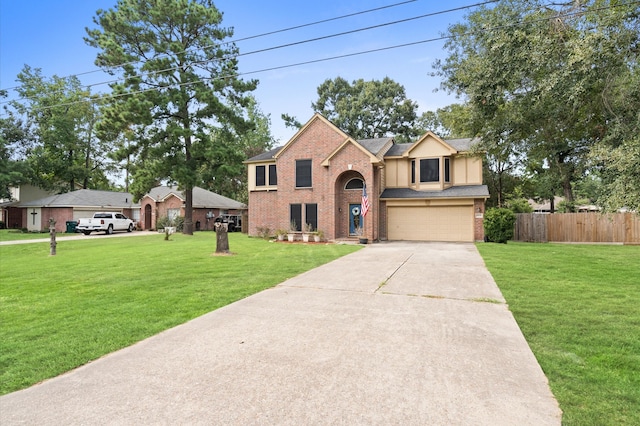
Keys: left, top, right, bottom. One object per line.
{"left": 106, "top": 225, "right": 113, "bottom": 235}
{"left": 83, "top": 231, "right": 92, "bottom": 236}
{"left": 127, "top": 224, "right": 133, "bottom": 233}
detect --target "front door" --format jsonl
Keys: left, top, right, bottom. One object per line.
{"left": 349, "top": 203, "right": 361, "bottom": 235}
{"left": 144, "top": 204, "right": 152, "bottom": 230}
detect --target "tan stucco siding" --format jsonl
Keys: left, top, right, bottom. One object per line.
{"left": 384, "top": 158, "right": 410, "bottom": 188}
{"left": 247, "top": 162, "right": 277, "bottom": 192}
{"left": 407, "top": 136, "right": 455, "bottom": 157}
{"left": 452, "top": 156, "right": 483, "bottom": 185}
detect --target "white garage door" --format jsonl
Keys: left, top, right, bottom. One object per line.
{"left": 388, "top": 206, "right": 474, "bottom": 242}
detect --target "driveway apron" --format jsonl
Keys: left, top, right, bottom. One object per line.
{"left": 0, "top": 242, "right": 561, "bottom": 425}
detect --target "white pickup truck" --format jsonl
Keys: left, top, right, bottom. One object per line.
{"left": 76, "top": 212, "right": 135, "bottom": 235}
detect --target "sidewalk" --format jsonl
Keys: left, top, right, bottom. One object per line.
{"left": 0, "top": 242, "right": 561, "bottom": 425}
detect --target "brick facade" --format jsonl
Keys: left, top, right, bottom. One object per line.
{"left": 247, "top": 114, "right": 488, "bottom": 242}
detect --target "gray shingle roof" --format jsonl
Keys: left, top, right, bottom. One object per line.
{"left": 146, "top": 186, "right": 246, "bottom": 209}
{"left": 246, "top": 146, "right": 282, "bottom": 162}
{"left": 384, "top": 143, "right": 412, "bottom": 157}
{"left": 357, "top": 138, "right": 393, "bottom": 156}
{"left": 380, "top": 185, "right": 489, "bottom": 199}
{"left": 445, "top": 137, "right": 480, "bottom": 152}
{"left": 15, "top": 189, "right": 138, "bottom": 208}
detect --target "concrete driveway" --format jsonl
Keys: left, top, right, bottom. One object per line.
{"left": 0, "top": 242, "right": 561, "bottom": 425}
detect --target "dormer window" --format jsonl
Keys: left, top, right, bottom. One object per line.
{"left": 420, "top": 158, "right": 439, "bottom": 183}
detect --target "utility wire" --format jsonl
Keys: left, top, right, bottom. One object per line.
{"left": 76, "top": 0, "right": 496, "bottom": 93}
{"left": 0, "top": 0, "right": 422, "bottom": 93}
{"left": 2, "top": 0, "right": 637, "bottom": 113}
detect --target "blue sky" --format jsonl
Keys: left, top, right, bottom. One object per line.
{"left": 0, "top": 0, "right": 479, "bottom": 143}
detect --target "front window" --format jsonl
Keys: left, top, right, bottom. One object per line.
{"left": 296, "top": 159, "right": 312, "bottom": 188}
{"left": 444, "top": 158, "right": 450, "bottom": 183}
{"left": 269, "top": 164, "right": 277, "bottom": 186}
{"left": 411, "top": 160, "right": 415, "bottom": 184}
{"left": 305, "top": 203, "right": 317, "bottom": 231}
{"left": 167, "top": 208, "right": 180, "bottom": 220}
{"left": 345, "top": 178, "right": 364, "bottom": 190}
{"left": 256, "top": 165, "right": 266, "bottom": 186}
{"left": 290, "top": 204, "right": 302, "bottom": 231}
{"left": 420, "top": 158, "right": 439, "bottom": 183}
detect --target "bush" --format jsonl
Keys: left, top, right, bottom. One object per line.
{"left": 484, "top": 208, "right": 516, "bottom": 243}
{"left": 506, "top": 198, "right": 533, "bottom": 213}
{"left": 156, "top": 215, "right": 184, "bottom": 232}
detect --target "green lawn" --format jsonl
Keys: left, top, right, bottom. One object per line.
{"left": 0, "top": 232, "right": 360, "bottom": 395}
{"left": 0, "top": 229, "right": 79, "bottom": 242}
{"left": 476, "top": 242, "right": 640, "bottom": 426}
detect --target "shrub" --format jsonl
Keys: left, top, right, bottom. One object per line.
{"left": 484, "top": 208, "right": 516, "bottom": 243}
{"left": 256, "top": 226, "right": 272, "bottom": 240}
{"left": 156, "top": 215, "right": 184, "bottom": 232}
{"left": 506, "top": 198, "right": 533, "bottom": 213}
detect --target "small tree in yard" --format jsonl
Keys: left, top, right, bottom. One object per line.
{"left": 484, "top": 208, "right": 516, "bottom": 244}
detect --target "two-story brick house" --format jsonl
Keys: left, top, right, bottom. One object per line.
{"left": 246, "top": 113, "right": 489, "bottom": 242}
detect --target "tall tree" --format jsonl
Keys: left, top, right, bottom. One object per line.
{"left": 86, "top": 0, "right": 257, "bottom": 234}
{"left": 11, "top": 66, "right": 110, "bottom": 193}
{"left": 435, "top": 0, "right": 639, "bottom": 208}
{"left": 198, "top": 95, "right": 275, "bottom": 204}
{"left": 284, "top": 76, "right": 419, "bottom": 142}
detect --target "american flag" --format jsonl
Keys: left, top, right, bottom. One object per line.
{"left": 361, "top": 184, "right": 370, "bottom": 218}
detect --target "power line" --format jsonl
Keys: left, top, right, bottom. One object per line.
{"left": 77, "top": 0, "right": 496, "bottom": 93}
{"left": 0, "top": 0, "right": 423, "bottom": 93}
{"left": 3, "top": 0, "right": 637, "bottom": 114}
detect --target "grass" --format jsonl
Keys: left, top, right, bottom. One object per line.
{"left": 0, "top": 232, "right": 360, "bottom": 395}
{"left": 476, "top": 242, "right": 640, "bottom": 425}
{"left": 0, "top": 229, "right": 79, "bottom": 242}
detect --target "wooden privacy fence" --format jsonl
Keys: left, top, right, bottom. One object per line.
{"left": 513, "top": 213, "right": 640, "bottom": 244}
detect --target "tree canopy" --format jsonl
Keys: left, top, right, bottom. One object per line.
{"left": 7, "top": 66, "right": 112, "bottom": 193}
{"left": 86, "top": 0, "right": 258, "bottom": 234}
{"left": 284, "top": 76, "right": 419, "bottom": 142}
{"left": 434, "top": 0, "right": 640, "bottom": 211}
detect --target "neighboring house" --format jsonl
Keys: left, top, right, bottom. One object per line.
{"left": 245, "top": 113, "right": 489, "bottom": 242}
{"left": 528, "top": 197, "right": 601, "bottom": 213}
{"left": 1, "top": 184, "right": 56, "bottom": 229}
{"left": 139, "top": 186, "right": 247, "bottom": 231}
{"left": 5, "top": 188, "right": 139, "bottom": 233}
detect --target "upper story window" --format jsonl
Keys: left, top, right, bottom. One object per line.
{"left": 256, "top": 164, "right": 277, "bottom": 187}
{"left": 345, "top": 178, "right": 364, "bottom": 190}
{"left": 411, "top": 160, "right": 416, "bottom": 184}
{"left": 444, "top": 158, "right": 451, "bottom": 183}
{"left": 256, "top": 165, "right": 266, "bottom": 186}
{"left": 420, "top": 158, "right": 439, "bottom": 183}
{"left": 296, "top": 159, "right": 312, "bottom": 188}
{"left": 269, "top": 164, "right": 277, "bottom": 186}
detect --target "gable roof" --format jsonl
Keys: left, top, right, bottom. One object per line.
{"left": 15, "top": 189, "right": 138, "bottom": 208}
{"left": 380, "top": 185, "right": 490, "bottom": 200}
{"left": 321, "top": 137, "right": 384, "bottom": 167}
{"left": 274, "top": 113, "right": 350, "bottom": 160}
{"left": 144, "top": 186, "right": 246, "bottom": 209}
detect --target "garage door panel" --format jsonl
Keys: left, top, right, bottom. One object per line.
{"left": 388, "top": 206, "right": 473, "bottom": 242}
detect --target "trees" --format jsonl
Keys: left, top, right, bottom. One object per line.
{"left": 86, "top": 0, "right": 257, "bottom": 234}
{"left": 0, "top": 92, "right": 29, "bottom": 199}
{"left": 198, "top": 96, "right": 274, "bottom": 204}
{"left": 435, "top": 0, "right": 639, "bottom": 210}
{"left": 284, "top": 76, "right": 419, "bottom": 142}
{"left": 10, "top": 66, "right": 111, "bottom": 193}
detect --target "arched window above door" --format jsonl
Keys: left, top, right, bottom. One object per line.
{"left": 345, "top": 178, "right": 364, "bottom": 190}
